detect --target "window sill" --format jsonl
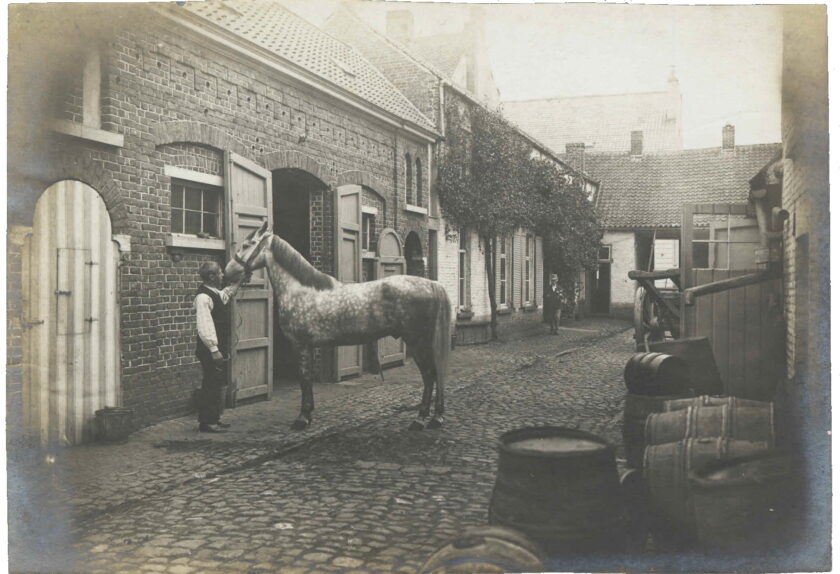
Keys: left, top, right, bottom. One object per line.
{"left": 404, "top": 204, "right": 428, "bottom": 215}
{"left": 52, "top": 119, "right": 124, "bottom": 147}
{"left": 521, "top": 304, "right": 538, "bottom": 312}
{"left": 496, "top": 307, "right": 512, "bottom": 316}
{"left": 165, "top": 233, "right": 225, "bottom": 251}
{"left": 456, "top": 310, "right": 474, "bottom": 321}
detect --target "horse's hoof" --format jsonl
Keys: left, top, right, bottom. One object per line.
{"left": 291, "top": 418, "right": 310, "bottom": 431}
{"left": 426, "top": 417, "right": 443, "bottom": 429}
{"left": 408, "top": 420, "right": 425, "bottom": 432}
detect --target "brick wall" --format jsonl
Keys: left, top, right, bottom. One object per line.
{"left": 8, "top": 9, "right": 432, "bottom": 430}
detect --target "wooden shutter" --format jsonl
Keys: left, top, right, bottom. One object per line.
{"left": 376, "top": 229, "right": 406, "bottom": 368}
{"left": 226, "top": 151, "right": 273, "bottom": 402}
{"left": 335, "top": 185, "right": 363, "bottom": 379}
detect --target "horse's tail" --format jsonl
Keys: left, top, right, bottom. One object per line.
{"left": 431, "top": 283, "right": 452, "bottom": 391}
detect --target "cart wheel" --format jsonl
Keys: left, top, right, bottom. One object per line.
{"left": 633, "top": 286, "right": 666, "bottom": 349}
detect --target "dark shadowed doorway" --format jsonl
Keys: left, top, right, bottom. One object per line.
{"left": 272, "top": 168, "right": 325, "bottom": 385}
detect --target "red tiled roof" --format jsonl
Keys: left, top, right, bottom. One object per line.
{"left": 182, "top": 0, "right": 436, "bottom": 132}
{"left": 504, "top": 90, "right": 682, "bottom": 154}
{"left": 581, "top": 144, "right": 782, "bottom": 229}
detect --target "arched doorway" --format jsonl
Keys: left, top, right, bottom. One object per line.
{"left": 272, "top": 168, "right": 327, "bottom": 384}
{"left": 23, "top": 180, "right": 121, "bottom": 445}
{"left": 404, "top": 231, "right": 425, "bottom": 277}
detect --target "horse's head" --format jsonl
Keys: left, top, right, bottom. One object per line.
{"left": 225, "top": 220, "right": 273, "bottom": 283}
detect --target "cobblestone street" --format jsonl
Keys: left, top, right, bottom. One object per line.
{"left": 12, "top": 318, "right": 635, "bottom": 573}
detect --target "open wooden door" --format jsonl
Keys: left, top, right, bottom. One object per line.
{"left": 680, "top": 203, "right": 784, "bottom": 400}
{"left": 226, "top": 152, "right": 273, "bottom": 403}
{"left": 376, "top": 228, "right": 406, "bottom": 368}
{"left": 335, "top": 184, "right": 363, "bottom": 379}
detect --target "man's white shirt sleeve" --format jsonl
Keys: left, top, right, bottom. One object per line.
{"left": 195, "top": 293, "right": 219, "bottom": 353}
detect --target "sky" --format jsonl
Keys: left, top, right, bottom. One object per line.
{"left": 282, "top": 0, "right": 783, "bottom": 150}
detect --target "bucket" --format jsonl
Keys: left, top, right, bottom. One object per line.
{"left": 689, "top": 452, "right": 797, "bottom": 553}
{"left": 644, "top": 438, "right": 771, "bottom": 545}
{"left": 623, "top": 353, "right": 690, "bottom": 395}
{"left": 488, "top": 427, "right": 626, "bottom": 556}
{"left": 623, "top": 393, "right": 691, "bottom": 469}
{"left": 95, "top": 406, "right": 134, "bottom": 442}
{"left": 419, "top": 525, "right": 545, "bottom": 573}
{"left": 649, "top": 337, "right": 724, "bottom": 395}
{"left": 663, "top": 395, "right": 772, "bottom": 412}
{"left": 645, "top": 404, "right": 775, "bottom": 446}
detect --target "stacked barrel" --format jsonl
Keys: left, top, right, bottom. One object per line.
{"left": 643, "top": 396, "right": 776, "bottom": 548}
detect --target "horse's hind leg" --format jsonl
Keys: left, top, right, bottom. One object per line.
{"left": 408, "top": 348, "right": 435, "bottom": 431}
{"left": 291, "top": 344, "right": 314, "bottom": 430}
{"left": 427, "top": 371, "right": 444, "bottom": 429}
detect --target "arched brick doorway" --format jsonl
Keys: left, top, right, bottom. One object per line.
{"left": 404, "top": 231, "right": 425, "bottom": 277}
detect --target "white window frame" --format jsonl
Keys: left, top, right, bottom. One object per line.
{"left": 165, "top": 166, "right": 226, "bottom": 251}
{"left": 524, "top": 234, "right": 533, "bottom": 304}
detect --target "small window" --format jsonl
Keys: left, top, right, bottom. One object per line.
{"left": 405, "top": 154, "right": 413, "bottom": 205}
{"left": 171, "top": 180, "right": 223, "bottom": 237}
{"left": 414, "top": 158, "right": 423, "bottom": 207}
{"left": 362, "top": 212, "right": 375, "bottom": 252}
{"left": 598, "top": 245, "right": 612, "bottom": 261}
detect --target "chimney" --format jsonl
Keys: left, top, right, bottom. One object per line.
{"left": 565, "top": 142, "right": 586, "bottom": 173}
{"left": 386, "top": 10, "right": 414, "bottom": 45}
{"left": 722, "top": 124, "right": 735, "bottom": 150}
{"left": 630, "top": 130, "right": 644, "bottom": 156}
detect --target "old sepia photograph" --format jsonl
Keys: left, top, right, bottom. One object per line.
{"left": 5, "top": 0, "right": 831, "bottom": 572}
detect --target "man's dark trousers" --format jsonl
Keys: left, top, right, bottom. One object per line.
{"left": 197, "top": 349, "right": 227, "bottom": 425}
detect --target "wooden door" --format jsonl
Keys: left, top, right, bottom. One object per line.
{"left": 23, "top": 180, "right": 120, "bottom": 445}
{"left": 335, "top": 185, "right": 363, "bottom": 379}
{"left": 376, "top": 229, "right": 406, "bottom": 368}
{"left": 680, "top": 203, "right": 784, "bottom": 400}
{"left": 226, "top": 152, "right": 273, "bottom": 402}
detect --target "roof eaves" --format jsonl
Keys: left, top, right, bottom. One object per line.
{"left": 157, "top": 3, "right": 440, "bottom": 140}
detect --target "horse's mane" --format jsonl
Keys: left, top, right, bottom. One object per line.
{"left": 269, "top": 235, "right": 336, "bottom": 291}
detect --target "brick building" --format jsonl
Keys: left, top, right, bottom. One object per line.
{"left": 773, "top": 6, "right": 830, "bottom": 565}
{"left": 7, "top": 1, "right": 440, "bottom": 445}
{"left": 326, "top": 5, "right": 598, "bottom": 344}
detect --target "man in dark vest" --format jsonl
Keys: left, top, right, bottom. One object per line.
{"left": 194, "top": 261, "right": 248, "bottom": 433}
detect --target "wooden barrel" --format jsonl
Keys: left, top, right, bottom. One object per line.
{"left": 623, "top": 393, "right": 691, "bottom": 469}
{"left": 689, "top": 452, "right": 796, "bottom": 553}
{"left": 623, "top": 352, "right": 690, "bottom": 395}
{"left": 645, "top": 404, "right": 775, "bottom": 446}
{"left": 644, "top": 438, "right": 771, "bottom": 544}
{"left": 489, "top": 427, "right": 626, "bottom": 555}
{"left": 419, "top": 526, "right": 545, "bottom": 573}
{"left": 663, "top": 395, "right": 771, "bottom": 412}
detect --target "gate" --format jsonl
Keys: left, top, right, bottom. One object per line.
{"left": 680, "top": 203, "right": 784, "bottom": 400}
{"left": 335, "top": 184, "right": 363, "bottom": 379}
{"left": 226, "top": 152, "right": 273, "bottom": 403}
{"left": 23, "top": 180, "right": 120, "bottom": 445}
{"left": 376, "top": 229, "right": 406, "bottom": 368}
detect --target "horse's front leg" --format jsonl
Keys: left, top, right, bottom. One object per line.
{"left": 291, "top": 344, "right": 314, "bottom": 430}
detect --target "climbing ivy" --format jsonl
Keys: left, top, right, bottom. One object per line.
{"left": 437, "top": 99, "right": 602, "bottom": 336}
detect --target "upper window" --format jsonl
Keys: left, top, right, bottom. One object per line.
{"left": 405, "top": 154, "right": 413, "bottom": 205}
{"left": 171, "top": 180, "right": 223, "bottom": 238}
{"left": 362, "top": 212, "right": 375, "bottom": 253}
{"left": 414, "top": 158, "right": 423, "bottom": 207}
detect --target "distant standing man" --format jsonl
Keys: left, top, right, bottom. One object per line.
{"left": 547, "top": 274, "right": 563, "bottom": 335}
{"left": 195, "top": 261, "right": 247, "bottom": 433}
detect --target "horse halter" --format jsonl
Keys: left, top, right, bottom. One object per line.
{"left": 233, "top": 234, "right": 268, "bottom": 274}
